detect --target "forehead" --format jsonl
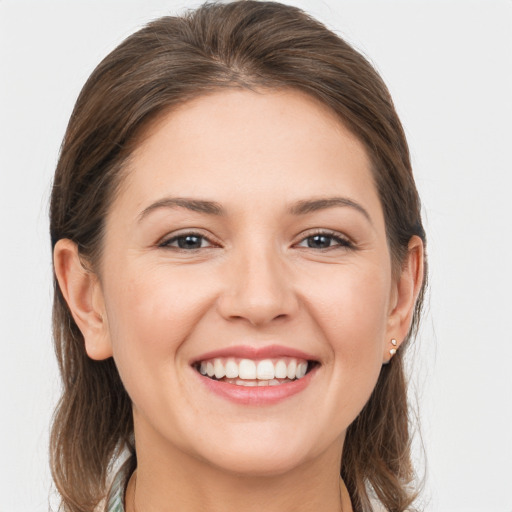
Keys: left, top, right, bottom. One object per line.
{"left": 115, "top": 88, "right": 381, "bottom": 222}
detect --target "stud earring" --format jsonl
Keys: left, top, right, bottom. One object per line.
{"left": 389, "top": 338, "right": 398, "bottom": 356}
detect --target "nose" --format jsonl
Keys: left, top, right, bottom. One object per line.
{"left": 216, "top": 245, "right": 299, "bottom": 327}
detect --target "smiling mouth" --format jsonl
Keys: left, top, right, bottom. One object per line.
{"left": 193, "top": 357, "right": 318, "bottom": 387}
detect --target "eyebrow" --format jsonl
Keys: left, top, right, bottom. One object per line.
{"left": 289, "top": 197, "right": 372, "bottom": 223}
{"left": 138, "top": 197, "right": 224, "bottom": 222}
{"left": 137, "top": 196, "right": 371, "bottom": 223}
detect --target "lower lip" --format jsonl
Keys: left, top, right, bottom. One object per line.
{"left": 195, "top": 366, "right": 318, "bottom": 405}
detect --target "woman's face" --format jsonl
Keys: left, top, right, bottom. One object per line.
{"left": 96, "top": 89, "right": 400, "bottom": 475}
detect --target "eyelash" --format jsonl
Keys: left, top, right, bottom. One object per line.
{"left": 295, "top": 230, "right": 354, "bottom": 250}
{"left": 159, "top": 230, "right": 354, "bottom": 251}
{"left": 159, "top": 232, "right": 216, "bottom": 251}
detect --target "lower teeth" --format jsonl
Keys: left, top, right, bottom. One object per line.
{"left": 220, "top": 377, "right": 294, "bottom": 387}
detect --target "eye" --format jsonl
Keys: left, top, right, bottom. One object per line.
{"left": 159, "top": 233, "right": 214, "bottom": 250}
{"left": 296, "top": 231, "right": 353, "bottom": 250}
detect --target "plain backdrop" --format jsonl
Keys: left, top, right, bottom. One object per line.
{"left": 1, "top": 1, "right": 511, "bottom": 511}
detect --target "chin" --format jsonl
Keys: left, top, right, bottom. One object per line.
{"left": 203, "top": 447, "right": 310, "bottom": 478}
{"left": 189, "top": 426, "right": 323, "bottom": 478}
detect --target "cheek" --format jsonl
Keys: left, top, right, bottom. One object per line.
{"left": 102, "top": 263, "right": 215, "bottom": 390}
{"left": 298, "top": 261, "right": 391, "bottom": 414}
{"left": 302, "top": 260, "right": 391, "bottom": 348}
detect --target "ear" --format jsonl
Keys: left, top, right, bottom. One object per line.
{"left": 53, "top": 239, "right": 113, "bottom": 360}
{"left": 384, "top": 235, "right": 425, "bottom": 363}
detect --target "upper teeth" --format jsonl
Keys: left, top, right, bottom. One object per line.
{"left": 198, "top": 357, "right": 309, "bottom": 380}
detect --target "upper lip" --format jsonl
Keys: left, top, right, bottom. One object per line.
{"left": 190, "top": 344, "right": 319, "bottom": 365}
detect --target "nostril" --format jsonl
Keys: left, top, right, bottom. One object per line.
{"left": 215, "top": 266, "right": 300, "bottom": 326}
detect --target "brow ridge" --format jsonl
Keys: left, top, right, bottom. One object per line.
{"left": 138, "top": 197, "right": 224, "bottom": 221}
{"left": 138, "top": 195, "right": 371, "bottom": 223}
{"left": 289, "top": 197, "right": 371, "bottom": 223}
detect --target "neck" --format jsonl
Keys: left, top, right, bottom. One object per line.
{"left": 126, "top": 426, "right": 352, "bottom": 512}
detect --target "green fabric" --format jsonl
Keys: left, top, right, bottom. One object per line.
{"left": 106, "top": 469, "right": 126, "bottom": 512}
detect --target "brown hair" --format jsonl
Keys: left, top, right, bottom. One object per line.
{"left": 50, "top": 2, "right": 427, "bottom": 511}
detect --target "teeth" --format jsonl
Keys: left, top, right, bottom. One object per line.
{"left": 296, "top": 362, "right": 307, "bottom": 379}
{"left": 287, "top": 360, "right": 297, "bottom": 380}
{"left": 196, "top": 356, "right": 313, "bottom": 383}
{"left": 275, "top": 360, "right": 287, "bottom": 379}
{"left": 214, "top": 359, "right": 225, "bottom": 379}
{"left": 240, "top": 379, "right": 258, "bottom": 387}
{"left": 239, "top": 359, "right": 257, "bottom": 379}
{"left": 225, "top": 359, "right": 238, "bottom": 379}
{"left": 256, "top": 359, "right": 275, "bottom": 380}
{"left": 224, "top": 377, "right": 295, "bottom": 386}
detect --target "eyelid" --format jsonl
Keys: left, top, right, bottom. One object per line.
{"left": 294, "top": 229, "right": 355, "bottom": 249}
{"left": 157, "top": 229, "right": 220, "bottom": 249}
{"left": 156, "top": 228, "right": 354, "bottom": 251}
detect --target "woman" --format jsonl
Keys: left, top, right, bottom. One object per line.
{"left": 50, "top": 2, "right": 426, "bottom": 511}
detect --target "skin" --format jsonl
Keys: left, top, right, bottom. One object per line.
{"left": 54, "top": 89, "right": 423, "bottom": 512}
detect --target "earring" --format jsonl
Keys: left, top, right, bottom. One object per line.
{"left": 389, "top": 338, "right": 398, "bottom": 356}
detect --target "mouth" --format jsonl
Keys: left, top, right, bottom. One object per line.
{"left": 193, "top": 356, "right": 319, "bottom": 387}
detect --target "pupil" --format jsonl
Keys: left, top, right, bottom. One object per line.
{"left": 178, "top": 235, "right": 202, "bottom": 249}
{"left": 308, "top": 235, "right": 331, "bottom": 248}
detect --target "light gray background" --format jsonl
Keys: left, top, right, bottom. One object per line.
{"left": 1, "top": 1, "right": 511, "bottom": 511}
